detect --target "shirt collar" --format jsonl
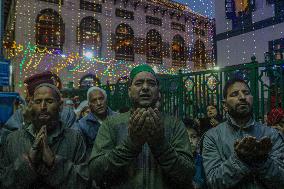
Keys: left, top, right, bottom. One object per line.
{"left": 86, "top": 112, "right": 100, "bottom": 123}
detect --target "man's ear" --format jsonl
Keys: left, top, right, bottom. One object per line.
{"left": 222, "top": 99, "right": 228, "bottom": 112}
{"left": 128, "top": 87, "right": 131, "bottom": 98}
{"left": 154, "top": 92, "right": 161, "bottom": 109}
{"left": 59, "top": 99, "right": 63, "bottom": 111}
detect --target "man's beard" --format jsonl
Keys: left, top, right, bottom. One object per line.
{"left": 33, "top": 112, "right": 59, "bottom": 131}
{"left": 228, "top": 104, "right": 253, "bottom": 119}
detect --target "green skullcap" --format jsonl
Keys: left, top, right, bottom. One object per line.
{"left": 130, "top": 64, "right": 156, "bottom": 80}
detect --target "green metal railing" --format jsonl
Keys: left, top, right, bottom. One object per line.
{"left": 176, "top": 57, "right": 283, "bottom": 121}
{"left": 62, "top": 57, "right": 284, "bottom": 121}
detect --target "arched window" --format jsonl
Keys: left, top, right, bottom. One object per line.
{"left": 115, "top": 23, "right": 134, "bottom": 61}
{"left": 79, "top": 17, "right": 101, "bottom": 58}
{"left": 36, "top": 9, "right": 64, "bottom": 51}
{"left": 172, "top": 35, "right": 185, "bottom": 67}
{"left": 146, "top": 29, "right": 162, "bottom": 64}
{"left": 193, "top": 40, "right": 206, "bottom": 70}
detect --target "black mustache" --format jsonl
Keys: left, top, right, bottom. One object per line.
{"left": 140, "top": 94, "right": 151, "bottom": 97}
{"left": 38, "top": 112, "right": 50, "bottom": 116}
{"left": 95, "top": 106, "right": 104, "bottom": 110}
{"left": 237, "top": 103, "right": 249, "bottom": 106}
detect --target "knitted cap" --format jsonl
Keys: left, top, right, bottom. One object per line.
{"left": 24, "top": 71, "right": 56, "bottom": 96}
{"left": 130, "top": 64, "right": 156, "bottom": 80}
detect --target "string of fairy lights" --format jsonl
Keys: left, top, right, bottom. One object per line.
{"left": 184, "top": 0, "right": 214, "bottom": 18}
{"left": 7, "top": 41, "right": 183, "bottom": 75}
{"left": 4, "top": 0, "right": 215, "bottom": 93}
{"left": 222, "top": 0, "right": 284, "bottom": 66}
{"left": 185, "top": 0, "right": 215, "bottom": 69}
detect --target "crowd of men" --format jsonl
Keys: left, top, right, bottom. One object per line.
{"left": 0, "top": 64, "right": 284, "bottom": 189}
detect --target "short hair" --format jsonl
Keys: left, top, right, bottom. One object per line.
{"left": 223, "top": 77, "right": 251, "bottom": 99}
{"left": 207, "top": 103, "right": 217, "bottom": 109}
{"left": 183, "top": 118, "right": 199, "bottom": 135}
{"left": 206, "top": 103, "right": 219, "bottom": 113}
{"left": 87, "top": 86, "right": 107, "bottom": 102}
{"left": 183, "top": 118, "right": 195, "bottom": 129}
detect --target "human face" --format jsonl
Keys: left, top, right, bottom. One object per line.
{"left": 224, "top": 82, "right": 253, "bottom": 119}
{"left": 207, "top": 105, "right": 217, "bottom": 118}
{"left": 74, "top": 96, "right": 80, "bottom": 105}
{"left": 128, "top": 72, "right": 159, "bottom": 108}
{"left": 187, "top": 128, "right": 199, "bottom": 150}
{"left": 88, "top": 90, "right": 107, "bottom": 117}
{"left": 32, "top": 86, "right": 61, "bottom": 130}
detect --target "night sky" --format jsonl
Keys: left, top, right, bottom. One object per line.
{"left": 174, "top": 0, "right": 215, "bottom": 18}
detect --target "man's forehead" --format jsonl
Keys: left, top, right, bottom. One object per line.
{"left": 33, "top": 86, "right": 56, "bottom": 98}
{"left": 187, "top": 128, "right": 197, "bottom": 134}
{"left": 34, "top": 86, "right": 53, "bottom": 94}
{"left": 133, "top": 72, "right": 157, "bottom": 81}
{"left": 207, "top": 106, "right": 216, "bottom": 109}
{"left": 228, "top": 82, "right": 249, "bottom": 91}
{"left": 90, "top": 90, "right": 104, "bottom": 97}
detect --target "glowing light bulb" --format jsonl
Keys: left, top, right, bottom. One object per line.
{"left": 84, "top": 51, "right": 94, "bottom": 59}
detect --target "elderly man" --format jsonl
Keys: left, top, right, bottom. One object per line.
{"left": 202, "top": 77, "right": 284, "bottom": 189}
{"left": 5, "top": 72, "right": 76, "bottom": 131}
{"left": 75, "top": 86, "right": 116, "bottom": 157}
{"left": 0, "top": 83, "right": 88, "bottom": 189}
{"left": 89, "top": 64, "right": 194, "bottom": 188}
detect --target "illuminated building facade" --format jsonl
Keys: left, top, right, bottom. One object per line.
{"left": 215, "top": 0, "right": 284, "bottom": 67}
{"left": 3, "top": 0, "right": 215, "bottom": 93}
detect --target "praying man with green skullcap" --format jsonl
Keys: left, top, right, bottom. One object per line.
{"left": 89, "top": 64, "right": 195, "bottom": 189}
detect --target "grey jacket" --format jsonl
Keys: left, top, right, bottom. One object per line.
{"left": 202, "top": 116, "right": 284, "bottom": 189}
{"left": 0, "top": 122, "right": 89, "bottom": 189}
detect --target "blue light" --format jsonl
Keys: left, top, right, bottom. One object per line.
{"left": 84, "top": 51, "right": 94, "bottom": 59}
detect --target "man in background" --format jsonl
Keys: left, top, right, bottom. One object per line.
{"left": 74, "top": 86, "right": 117, "bottom": 157}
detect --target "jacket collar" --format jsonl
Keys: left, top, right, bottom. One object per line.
{"left": 25, "top": 122, "right": 64, "bottom": 144}
{"left": 227, "top": 114, "right": 255, "bottom": 130}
